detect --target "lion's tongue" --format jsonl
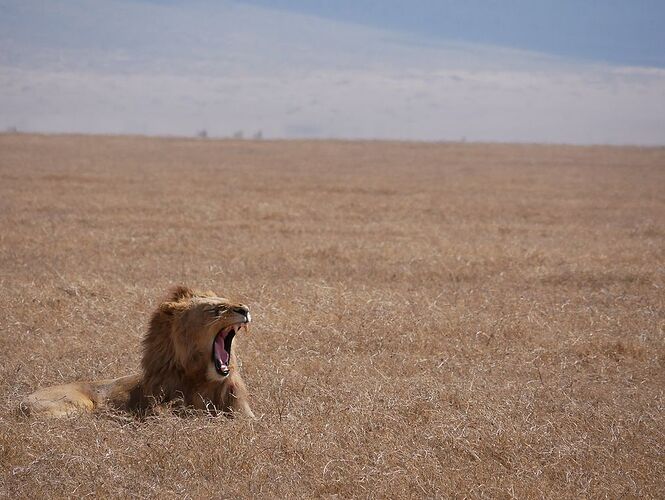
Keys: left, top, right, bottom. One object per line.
{"left": 214, "top": 334, "right": 230, "bottom": 366}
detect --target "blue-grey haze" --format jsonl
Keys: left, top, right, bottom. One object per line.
{"left": 237, "top": 0, "right": 665, "bottom": 67}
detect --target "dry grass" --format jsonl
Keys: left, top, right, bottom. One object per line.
{"left": 0, "top": 134, "right": 663, "bottom": 498}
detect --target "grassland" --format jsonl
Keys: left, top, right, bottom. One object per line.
{"left": 0, "top": 134, "right": 663, "bottom": 498}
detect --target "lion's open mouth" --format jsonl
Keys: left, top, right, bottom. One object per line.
{"left": 212, "top": 324, "right": 243, "bottom": 377}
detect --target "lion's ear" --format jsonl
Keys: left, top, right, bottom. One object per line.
{"left": 159, "top": 300, "right": 187, "bottom": 316}
{"left": 168, "top": 285, "right": 195, "bottom": 302}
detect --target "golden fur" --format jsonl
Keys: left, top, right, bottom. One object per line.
{"left": 21, "top": 286, "right": 255, "bottom": 418}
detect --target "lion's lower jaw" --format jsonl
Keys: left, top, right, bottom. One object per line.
{"left": 206, "top": 362, "right": 231, "bottom": 383}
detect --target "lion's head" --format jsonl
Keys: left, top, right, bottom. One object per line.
{"left": 141, "top": 286, "right": 251, "bottom": 400}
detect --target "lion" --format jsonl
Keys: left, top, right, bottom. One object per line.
{"left": 21, "top": 286, "right": 255, "bottom": 418}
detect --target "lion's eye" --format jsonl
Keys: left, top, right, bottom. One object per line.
{"left": 205, "top": 306, "right": 222, "bottom": 316}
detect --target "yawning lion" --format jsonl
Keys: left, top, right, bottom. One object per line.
{"left": 21, "top": 286, "right": 255, "bottom": 418}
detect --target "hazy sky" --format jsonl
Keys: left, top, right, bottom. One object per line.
{"left": 238, "top": 0, "right": 665, "bottom": 68}
{"left": 1, "top": 0, "right": 664, "bottom": 144}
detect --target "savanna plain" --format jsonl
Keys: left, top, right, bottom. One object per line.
{"left": 0, "top": 134, "right": 663, "bottom": 498}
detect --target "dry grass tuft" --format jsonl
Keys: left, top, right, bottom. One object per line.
{"left": 0, "top": 135, "right": 664, "bottom": 497}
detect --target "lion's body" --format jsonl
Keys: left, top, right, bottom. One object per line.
{"left": 21, "top": 287, "right": 255, "bottom": 418}
{"left": 22, "top": 375, "right": 141, "bottom": 417}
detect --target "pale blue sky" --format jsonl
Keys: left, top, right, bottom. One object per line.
{"left": 161, "top": 0, "right": 665, "bottom": 68}
{"left": 235, "top": 0, "right": 665, "bottom": 67}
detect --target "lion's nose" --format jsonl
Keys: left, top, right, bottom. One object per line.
{"left": 233, "top": 305, "right": 251, "bottom": 322}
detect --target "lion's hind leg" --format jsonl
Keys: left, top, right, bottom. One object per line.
{"left": 21, "top": 383, "right": 96, "bottom": 417}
